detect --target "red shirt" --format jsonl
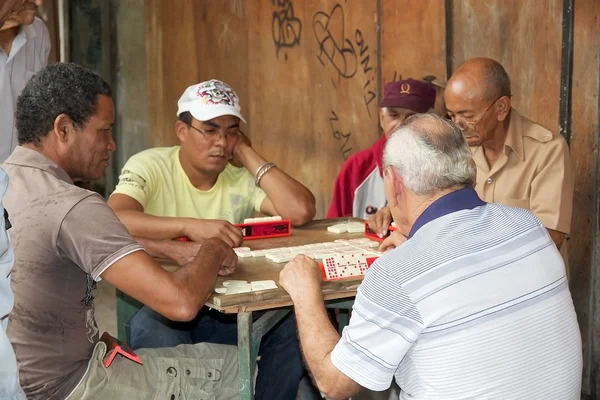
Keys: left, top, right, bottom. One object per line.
{"left": 327, "top": 135, "right": 387, "bottom": 219}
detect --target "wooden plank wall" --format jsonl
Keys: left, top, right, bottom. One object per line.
{"left": 452, "top": 0, "right": 562, "bottom": 130}
{"left": 571, "top": 0, "right": 600, "bottom": 395}
{"left": 146, "top": 1, "right": 599, "bottom": 394}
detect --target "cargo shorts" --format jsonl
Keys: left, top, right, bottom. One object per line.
{"left": 66, "top": 341, "right": 240, "bottom": 400}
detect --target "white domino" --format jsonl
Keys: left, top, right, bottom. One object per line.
{"left": 234, "top": 247, "right": 253, "bottom": 257}
{"left": 223, "top": 280, "right": 249, "bottom": 287}
{"left": 215, "top": 279, "right": 279, "bottom": 295}
{"left": 327, "top": 222, "right": 365, "bottom": 234}
{"left": 225, "top": 285, "right": 253, "bottom": 294}
{"left": 251, "top": 280, "right": 278, "bottom": 291}
{"left": 236, "top": 252, "right": 253, "bottom": 258}
{"left": 243, "top": 216, "right": 283, "bottom": 224}
{"left": 250, "top": 250, "right": 269, "bottom": 257}
{"left": 322, "top": 253, "right": 369, "bottom": 280}
{"left": 271, "top": 254, "right": 295, "bottom": 263}
{"left": 345, "top": 222, "right": 366, "bottom": 233}
{"left": 327, "top": 223, "right": 349, "bottom": 233}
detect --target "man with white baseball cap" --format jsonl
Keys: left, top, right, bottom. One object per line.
{"left": 108, "top": 79, "right": 316, "bottom": 400}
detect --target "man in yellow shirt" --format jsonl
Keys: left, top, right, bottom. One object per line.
{"left": 108, "top": 79, "right": 316, "bottom": 400}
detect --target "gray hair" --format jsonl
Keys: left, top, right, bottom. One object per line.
{"left": 383, "top": 113, "right": 475, "bottom": 195}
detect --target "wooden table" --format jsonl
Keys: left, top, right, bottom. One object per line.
{"left": 116, "top": 218, "right": 365, "bottom": 399}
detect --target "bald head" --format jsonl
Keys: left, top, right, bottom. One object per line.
{"left": 448, "top": 58, "right": 511, "bottom": 102}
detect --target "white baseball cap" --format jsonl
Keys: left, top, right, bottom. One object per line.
{"left": 176, "top": 79, "right": 246, "bottom": 123}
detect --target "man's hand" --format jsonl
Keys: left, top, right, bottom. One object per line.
{"left": 185, "top": 219, "right": 243, "bottom": 248}
{"left": 230, "top": 131, "right": 252, "bottom": 168}
{"left": 167, "top": 239, "right": 238, "bottom": 276}
{"left": 379, "top": 231, "right": 407, "bottom": 253}
{"left": 212, "top": 239, "right": 238, "bottom": 276}
{"left": 280, "top": 255, "right": 323, "bottom": 301}
{"left": 170, "top": 240, "right": 203, "bottom": 266}
{"left": 189, "top": 237, "right": 238, "bottom": 277}
{"left": 368, "top": 206, "right": 393, "bottom": 237}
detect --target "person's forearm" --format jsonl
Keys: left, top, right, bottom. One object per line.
{"left": 115, "top": 209, "right": 188, "bottom": 240}
{"left": 135, "top": 237, "right": 189, "bottom": 265}
{"left": 239, "top": 148, "right": 316, "bottom": 225}
{"left": 172, "top": 238, "right": 224, "bottom": 314}
{"left": 293, "top": 293, "right": 360, "bottom": 399}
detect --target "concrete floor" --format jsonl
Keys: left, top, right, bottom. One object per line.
{"left": 94, "top": 281, "right": 118, "bottom": 338}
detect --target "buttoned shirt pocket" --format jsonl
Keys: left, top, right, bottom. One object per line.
{"left": 502, "top": 198, "right": 531, "bottom": 211}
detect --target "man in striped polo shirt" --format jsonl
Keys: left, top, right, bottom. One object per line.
{"left": 280, "top": 113, "right": 582, "bottom": 399}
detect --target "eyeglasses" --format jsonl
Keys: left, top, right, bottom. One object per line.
{"left": 446, "top": 96, "right": 503, "bottom": 130}
{"left": 186, "top": 123, "right": 241, "bottom": 142}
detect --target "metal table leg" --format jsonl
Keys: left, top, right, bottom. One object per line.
{"left": 115, "top": 289, "right": 142, "bottom": 342}
{"left": 237, "top": 309, "right": 290, "bottom": 400}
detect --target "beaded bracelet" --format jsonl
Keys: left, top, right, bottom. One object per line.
{"left": 255, "top": 163, "right": 276, "bottom": 187}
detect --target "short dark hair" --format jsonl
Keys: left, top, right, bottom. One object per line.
{"left": 484, "top": 61, "right": 511, "bottom": 100}
{"left": 16, "top": 62, "right": 112, "bottom": 145}
{"left": 178, "top": 111, "right": 193, "bottom": 125}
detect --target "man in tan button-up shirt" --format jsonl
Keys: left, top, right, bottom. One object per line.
{"left": 445, "top": 57, "right": 574, "bottom": 272}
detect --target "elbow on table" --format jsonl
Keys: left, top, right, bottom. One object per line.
{"left": 287, "top": 202, "right": 316, "bottom": 226}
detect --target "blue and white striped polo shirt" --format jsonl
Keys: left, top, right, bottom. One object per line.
{"left": 331, "top": 188, "right": 582, "bottom": 399}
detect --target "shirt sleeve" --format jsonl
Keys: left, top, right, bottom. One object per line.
{"left": 111, "top": 154, "right": 157, "bottom": 209}
{"left": 252, "top": 185, "right": 268, "bottom": 213}
{"left": 331, "top": 264, "right": 424, "bottom": 391}
{"left": 57, "top": 195, "right": 144, "bottom": 281}
{"left": 530, "top": 138, "right": 574, "bottom": 234}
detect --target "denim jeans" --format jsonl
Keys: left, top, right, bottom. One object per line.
{"left": 130, "top": 306, "right": 304, "bottom": 400}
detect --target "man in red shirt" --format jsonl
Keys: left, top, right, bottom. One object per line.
{"left": 327, "top": 79, "right": 436, "bottom": 219}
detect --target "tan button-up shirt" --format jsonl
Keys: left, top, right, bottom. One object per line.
{"left": 472, "top": 109, "right": 574, "bottom": 234}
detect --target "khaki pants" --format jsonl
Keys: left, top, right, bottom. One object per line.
{"left": 66, "top": 341, "right": 240, "bottom": 400}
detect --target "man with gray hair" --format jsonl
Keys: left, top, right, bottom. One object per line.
{"left": 279, "top": 113, "right": 582, "bottom": 399}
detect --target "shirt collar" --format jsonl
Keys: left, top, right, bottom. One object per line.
{"left": 2, "top": 20, "right": 37, "bottom": 61}
{"left": 408, "top": 187, "right": 486, "bottom": 238}
{"left": 22, "top": 21, "right": 37, "bottom": 39}
{"left": 4, "top": 146, "right": 74, "bottom": 184}
{"left": 503, "top": 108, "right": 524, "bottom": 161}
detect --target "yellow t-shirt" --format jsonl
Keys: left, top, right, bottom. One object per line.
{"left": 111, "top": 146, "right": 267, "bottom": 224}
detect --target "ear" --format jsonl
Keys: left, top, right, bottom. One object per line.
{"left": 391, "top": 169, "right": 405, "bottom": 206}
{"left": 175, "top": 120, "right": 188, "bottom": 143}
{"left": 496, "top": 96, "right": 511, "bottom": 122}
{"left": 384, "top": 166, "right": 404, "bottom": 208}
{"left": 379, "top": 108, "right": 385, "bottom": 130}
{"left": 52, "top": 114, "right": 74, "bottom": 143}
